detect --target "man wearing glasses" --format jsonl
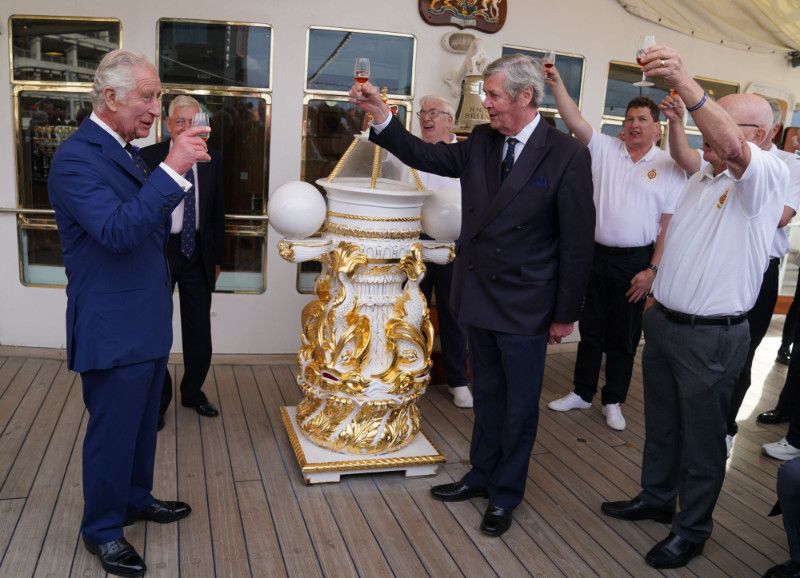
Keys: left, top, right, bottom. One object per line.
{"left": 141, "top": 95, "right": 225, "bottom": 430}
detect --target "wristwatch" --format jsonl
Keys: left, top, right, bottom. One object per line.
{"left": 647, "top": 263, "right": 658, "bottom": 274}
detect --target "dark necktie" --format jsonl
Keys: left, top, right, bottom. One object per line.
{"left": 124, "top": 143, "right": 151, "bottom": 179}
{"left": 181, "top": 168, "right": 196, "bottom": 258}
{"left": 501, "top": 137, "right": 518, "bottom": 183}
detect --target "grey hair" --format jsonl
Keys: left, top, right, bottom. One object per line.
{"left": 91, "top": 49, "right": 155, "bottom": 113}
{"left": 419, "top": 95, "right": 455, "bottom": 117}
{"left": 766, "top": 98, "right": 782, "bottom": 127}
{"left": 168, "top": 94, "right": 202, "bottom": 117}
{"left": 483, "top": 53, "right": 543, "bottom": 108}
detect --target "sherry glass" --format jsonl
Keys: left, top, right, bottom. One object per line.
{"left": 192, "top": 111, "right": 211, "bottom": 162}
{"left": 634, "top": 35, "right": 655, "bottom": 87}
{"left": 354, "top": 57, "right": 370, "bottom": 84}
{"left": 543, "top": 51, "right": 556, "bottom": 78}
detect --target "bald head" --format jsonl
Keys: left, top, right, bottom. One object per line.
{"left": 718, "top": 93, "right": 773, "bottom": 132}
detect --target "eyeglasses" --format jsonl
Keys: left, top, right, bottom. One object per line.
{"left": 172, "top": 118, "right": 194, "bottom": 128}
{"left": 416, "top": 109, "right": 451, "bottom": 120}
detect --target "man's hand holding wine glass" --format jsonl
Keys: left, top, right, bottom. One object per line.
{"left": 349, "top": 79, "right": 391, "bottom": 124}
{"left": 164, "top": 124, "right": 210, "bottom": 175}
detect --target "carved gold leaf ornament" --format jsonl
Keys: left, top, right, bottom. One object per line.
{"left": 277, "top": 239, "right": 295, "bottom": 261}
{"left": 296, "top": 396, "right": 323, "bottom": 424}
{"left": 323, "top": 221, "right": 423, "bottom": 239}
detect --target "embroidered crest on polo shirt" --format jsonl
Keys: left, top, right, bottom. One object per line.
{"left": 716, "top": 189, "right": 729, "bottom": 209}
{"left": 647, "top": 169, "right": 657, "bottom": 180}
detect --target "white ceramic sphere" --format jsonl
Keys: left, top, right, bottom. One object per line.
{"left": 268, "top": 181, "right": 327, "bottom": 239}
{"left": 421, "top": 187, "right": 462, "bottom": 242}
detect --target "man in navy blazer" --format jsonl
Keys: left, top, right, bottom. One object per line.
{"left": 48, "top": 50, "right": 209, "bottom": 577}
{"left": 141, "top": 95, "right": 225, "bottom": 428}
{"left": 351, "top": 53, "right": 595, "bottom": 536}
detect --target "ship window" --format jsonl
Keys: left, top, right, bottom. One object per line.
{"left": 306, "top": 27, "right": 414, "bottom": 96}
{"left": 157, "top": 19, "right": 273, "bottom": 293}
{"left": 10, "top": 16, "right": 120, "bottom": 83}
{"left": 9, "top": 16, "right": 120, "bottom": 287}
{"left": 157, "top": 19, "right": 271, "bottom": 89}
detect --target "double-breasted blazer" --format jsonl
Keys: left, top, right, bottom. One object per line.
{"left": 372, "top": 115, "right": 595, "bottom": 335}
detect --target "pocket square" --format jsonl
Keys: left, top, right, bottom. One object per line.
{"left": 533, "top": 176, "right": 548, "bottom": 188}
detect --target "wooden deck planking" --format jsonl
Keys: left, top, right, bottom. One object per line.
{"left": 0, "top": 330, "right": 793, "bottom": 578}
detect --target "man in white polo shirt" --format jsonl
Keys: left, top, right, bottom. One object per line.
{"left": 601, "top": 46, "right": 788, "bottom": 569}
{"left": 546, "top": 69, "right": 685, "bottom": 431}
{"left": 662, "top": 95, "right": 800, "bottom": 456}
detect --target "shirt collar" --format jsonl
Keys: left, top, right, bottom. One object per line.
{"left": 508, "top": 113, "right": 540, "bottom": 146}
{"left": 89, "top": 112, "right": 128, "bottom": 148}
{"left": 698, "top": 161, "right": 731, "bottom": 182}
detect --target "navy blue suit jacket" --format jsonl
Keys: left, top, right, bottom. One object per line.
{"left": 48, "top": 119, "right": 187, "bottom": 372}
{"left": 372, "top": 116, "right": 595, "bottom": 335}
{"left": 140, "top": 140, "right": 225, "bottom": 288}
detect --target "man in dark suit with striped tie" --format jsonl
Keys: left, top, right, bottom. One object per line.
{"left": 141, "top": 95, "right": 225, "bottom": 429}
{"left": 350, "top": 53, "right": 595, "bottom": 537}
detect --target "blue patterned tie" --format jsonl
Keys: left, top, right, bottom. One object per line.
{"left": 124, "top": 143, "right": 151, "bottom": 179}
{"left": 501, "top": 137, "right": 518, "bottom": 183}
{"left": 181, "top": 168, "right": 196, "bottom": 258}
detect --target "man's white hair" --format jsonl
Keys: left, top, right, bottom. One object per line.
{"left": 419, "top": 95, "right": 455, "bottom": 117}
{"left": 91, "top": 49, "right": 154, "bottom": 113}
{"left": 169, "top": 94, "right": 202, "bottom": 117}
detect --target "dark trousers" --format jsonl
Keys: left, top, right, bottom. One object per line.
{"left": 728, "top": 257, "right": 780, "bottom": 436}
{"left": 573, "top": 244, "right": 652, "bottom": 405}
{"left": 420, "top": 260, "right": 469, "bottom": 388}
{"left": 461, "top": 326, "right": 548, "bottom": 510}
{"left": 780, "top": 274, "right": 800, "bottom": 350}
{"left": 640, "top": 305, "right": 749, "bottom": 542}
{"left": 81, "top": 356, "right": 166, "bottom": 543}
{"left": 161, "top": 234, "right": 212, "bottom": 416}
{"left": 777, "top": 457, "right": 800, "bottom": 562}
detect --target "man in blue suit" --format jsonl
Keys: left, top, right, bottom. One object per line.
{"left": 48, "top": 49, "right": 210, "bottom": 577}
{"left": 351, "top": 53, "right": 595, "bottom": 537}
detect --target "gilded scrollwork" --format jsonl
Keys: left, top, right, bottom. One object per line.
{"left": 283, "top": 222, "right": 438, "bottom": 454}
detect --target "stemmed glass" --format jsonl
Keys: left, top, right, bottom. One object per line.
{"left": 192, "top": 111, "right": 210, "bottom": 162}
{"left": 543, "top": 51, "right": 556, "bottom": 78}
{"left": 354, "top": 57, "right": 370, "bottom": 85}
{"left": 634, "top": 35, "right": 656, "bottom": 87}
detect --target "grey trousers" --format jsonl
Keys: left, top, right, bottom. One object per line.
{"left": 639, "top": 305, "right": 749, "bottom": 542}
{"left": 777, "top": 457, "right": 800, "bottom": 562}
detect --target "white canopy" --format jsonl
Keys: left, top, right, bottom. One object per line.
{"left": 618, "top": 0, "right": 800, "bottom": 54}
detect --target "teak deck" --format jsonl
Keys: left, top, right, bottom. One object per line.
{"left": 0, "top": 318, "right": 791, "bottom": 577}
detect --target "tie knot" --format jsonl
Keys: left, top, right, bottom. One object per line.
{"left": 506, "top": 138, "right": 518, "bottom": 146}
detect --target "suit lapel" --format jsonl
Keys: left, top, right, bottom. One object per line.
{"left": 471, "top": 120, "right": 550, "bottom": 236}
{"left": 84, "top": 120, "right": 149, "bottom": 185}
{"left": 483, "top": 131, "right": 504, "bottom": 199}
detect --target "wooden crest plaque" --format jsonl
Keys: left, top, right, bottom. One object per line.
{"left": 419, "top": 0, "right": 507, "bottom": 34}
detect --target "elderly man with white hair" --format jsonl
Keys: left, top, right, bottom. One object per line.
{"left": 49, "top": 49, "right": 208, "bottom": 577}
{"left": 601, "top": 46, "right": 789, "bottom": 569}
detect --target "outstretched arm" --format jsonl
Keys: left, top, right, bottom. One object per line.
{"left": 660, "top": 94, "right": 701, "bottom": 175}
{"left": 544, "top": 65, "right": 593, "bottom": 145}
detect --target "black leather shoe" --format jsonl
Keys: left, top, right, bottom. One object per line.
{"left": 763, "top": 560, "right": 800, "bottom": 577}
{"left": 777, "top": 346, "right": 792, "bottom": 365}
{"left": 183, "top": 400, "right": 219, "bottom": 417}
{"left": 157, "top": 414, "right": 165, "bottom": 431}
{"left": 645, "top": 532, "right": 704, "bottom": 569}
{"left": 601, "top": 497, "right": 674, "bottom": 523}
{"left": 430, "top": 482, "right": 487, "bottom": 502}
{"left": 757, "top": 409, "right": 791, "bottom": 425}
{"left": 125, "top": 499, "right": 191, "bottom": 526}
{"left": 480, "top": 504, "right": 513, "bottom": 537}
{"left": 84, "top": 537, "right": 146, "bottom": 577}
